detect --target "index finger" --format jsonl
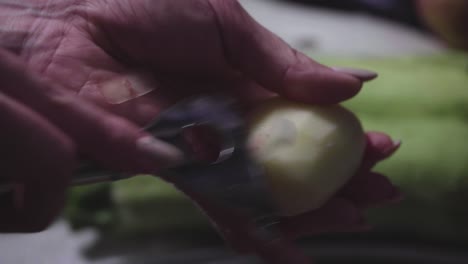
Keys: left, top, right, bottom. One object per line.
{"left": 0, "top": 50, "right": 182, "bottom": 174}
{"left": 210, "top": 0, "right": 376, "bottom": 104}
{"left": 0, "top": 92, "right": 74, "bottom": 232}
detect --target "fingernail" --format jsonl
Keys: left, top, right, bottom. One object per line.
{"left": 332, "top": 67, "right": 378, "bottom": 82}
{"left": 393, "top": 139, "right": 402, "bottom": 147}
{"left": 136, "top": 136, "right": 185, "bottom": 167}
{"left": 385, "top": 139, "right": 402, "bottom": 156}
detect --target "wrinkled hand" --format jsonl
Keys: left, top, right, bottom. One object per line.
{"left": 0, "top": 0, "right": 401, "bottom": 261}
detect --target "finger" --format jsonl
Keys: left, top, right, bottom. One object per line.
{"left": 362, "top": 131, "right": 401, "bottom": 169}
{"left": 209, "top": 0, "right": 377, "bottom": 104}
{"left": 83, "top": 72, "right": 274, "bottom": 165}
{"left": 339, "top": 172, "right": 403, "bottom": 209}
{"left": 348, "top": 131, "right": 401, "bottom": 182}
{"left": 278, "top": 198, "right": 367, "bottom": 241}
{"left": 0, "top": 50, "right": 183, "bottom": 174}
{"left": 219, "top": 74, "right": 276, "bottom": 112}
{"left": 169, "top": 178, "right": 313, "bottom": 263}
{"left": 338, "top": 132, "right": 403, "bottom": 207}
{"left": 253, "top": 133, "right": 399, "bottom": 240}
{"left": 77, "top": 65, "right": 165, "bottom": 126}
{"left": 0, "top": 93, "right": 74, "bottom": 232}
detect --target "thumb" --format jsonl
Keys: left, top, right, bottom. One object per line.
{"left": 209, "top": 0, "right": 377, "bottom": 104}
{"left": 0, "top": 50, "right": 183, "bottom": 175}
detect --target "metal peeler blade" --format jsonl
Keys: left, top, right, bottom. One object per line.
{"left": 74, "top": 94, "right": 280, "bottom": 235}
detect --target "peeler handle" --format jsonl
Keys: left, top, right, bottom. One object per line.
{"left": 72, "top": 159, "right": 129, "bottom": 185}
{"left": 71, "top": 94, "right": 239, "bottom": 186}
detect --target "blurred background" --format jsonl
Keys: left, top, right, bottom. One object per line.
{"left": 1, "top": 0, "right": 467, "bottom": 263}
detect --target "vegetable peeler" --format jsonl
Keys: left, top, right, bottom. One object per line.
{"left": 75, "top": 94, "right": 281, "bottom": 241}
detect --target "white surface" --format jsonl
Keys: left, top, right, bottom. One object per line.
{"left": 240, "top": 0, "right": 444, "bottom": 57}
{"left": 0, "top": 1, "right": 447, "bottom": 264}
{"left": 0, "top": 221, "right": 97, "bottom": 264}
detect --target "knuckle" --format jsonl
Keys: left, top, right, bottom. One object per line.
{"left": 101, "top": 116, "right": 137, "bottom": 144}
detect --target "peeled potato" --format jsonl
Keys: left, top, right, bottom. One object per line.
{"left": 247, "top": 97, "right": 366, "bottom": 216}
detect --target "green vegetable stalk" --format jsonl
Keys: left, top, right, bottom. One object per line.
{"left": 64, "top": 51, "right": 468, "bottom": 242}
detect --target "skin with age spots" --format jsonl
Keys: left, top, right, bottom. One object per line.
{"left": 0, "top": 0, "right": 400, "bottom": 262}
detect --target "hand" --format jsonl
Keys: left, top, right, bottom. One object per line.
{"left": 0, "top": 0, "right": 401, "bottom": 261}
{"left": 175, "top": 132, "right": 401, "bottom": 264}
{"left": 0, "top": 47, "right": 186, "bottom": 232}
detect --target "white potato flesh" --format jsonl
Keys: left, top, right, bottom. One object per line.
{"left": 247, "top": 98, "right": 366, "bottom": 216}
